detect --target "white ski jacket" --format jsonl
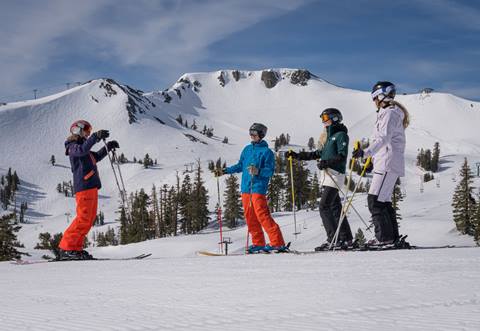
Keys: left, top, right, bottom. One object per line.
{"left": 364, "top": 103, "right": 406, "bottom": 176}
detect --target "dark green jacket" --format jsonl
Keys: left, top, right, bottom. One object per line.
{"left": 298, "top": 123, "right": 349, "bottom": 174}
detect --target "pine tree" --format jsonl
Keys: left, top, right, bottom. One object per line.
{"left": 0, "top": 213, "right": 25, "bottom": 261}
{"left": 268, "top": 174, "right": 285, "bottom": 212}
{"left": 284, "top": 160, "right": 310, "bottom": 210}
{"left": 176, "top": 114, "right": 183, "bottom": 125}
{"left": 50, "top": 155, "right": 56, "bottom": 166}
{"left": 223, "top": 175, "right": 243, "bottom": 228}
{"left": 119, "top": 206, "right": 129, "bottom": 244}
{"left": 191, "top": 119, "right": 198, "bottom": 130}
{"left": 472, "top": 193, "right": 480, "bottom": 245}
{"left": 308, "top": 137, "right": 315, "bottom": 151}
{"left": 354, "top": 228, "right": 366, "bottom": 246}
{"left": 452, "top": 158, "right": 476, "bottom": 235}
{"left": 178, "top": 176, "right": 193, "bottom": 234}
{"left": 34, "top": 232, "right": 62, "bottom": 258}
{"left": 191, "top": 160, "right": 209, "bottom": 232}
{"left": 308, "top": 173, "right": 321, "bottom": 210}
{"left": 222, "top": 136, "right": 229, "bottom": 144}
{"left": 431, "top": 142, "right": 440, "bottom": 172}
{"left": 392, "top": 179, "right": 403, "bottom": 225}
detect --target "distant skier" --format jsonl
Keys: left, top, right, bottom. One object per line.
{"left": 57, "top": 120, "right": 119, "bottom": 260}
{"left": 352, "top": 81, "right": 410, "bottom": 247}
{"left": 215, "top": 123, "right": 288, "bottom": 253}
{"left": 287, "top": 108, "right": 353, "bottom": 250}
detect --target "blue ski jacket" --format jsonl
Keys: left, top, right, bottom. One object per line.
{"left": 224, "top": 140, "right": 274, "bottom": 195}
{"left": 65, "top": 133, "right": 108, "bottom": 194}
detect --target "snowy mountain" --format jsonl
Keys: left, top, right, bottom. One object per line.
{"left": 1, "top": 68, "right": 480, "bottom": 255}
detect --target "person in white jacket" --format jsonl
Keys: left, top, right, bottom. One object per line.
{"left": 352, "top": 81, "right": 410, "bottom": 246}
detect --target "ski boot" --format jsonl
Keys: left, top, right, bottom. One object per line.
{"left": 56, "top": 249, "right": 94, "bottom": 261}
{"left": 314, "top": 242, "right": 331, "bottom": 251}
{"left": 264, "top": 242, "right": 291, "bottom": 253}
{"left": 247, "top": 245, "right": 267, "bottom": 254}
{"left": 394, "top": 235, "right": 411, "bottom": 249}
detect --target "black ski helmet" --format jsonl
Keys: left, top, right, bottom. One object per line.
{"left": 320, "top": 108, "right": 343, "bottom": 123}
{"left": 249, "top": 123, "right": 268, "bottom": 139}
{"left": 371, "top": 81, "right": 396, "bottom": 101}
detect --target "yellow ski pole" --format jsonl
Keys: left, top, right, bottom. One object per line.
{"left": 288, "top": 150, "right": 299, "bottom": 238}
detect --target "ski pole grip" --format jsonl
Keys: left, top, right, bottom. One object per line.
{"left": 354, "top": 140, "right": 360, "bottom": 151}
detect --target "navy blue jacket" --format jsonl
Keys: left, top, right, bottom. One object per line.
{"left": 65, "top": 133, "right": 108, "bottom": 194}
{"left": 224, "top": 140, "right": 274, "bottom": 195}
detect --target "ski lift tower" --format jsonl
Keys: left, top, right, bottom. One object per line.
{"left": 476, "top": 162, "right": 480, "bottom": 177}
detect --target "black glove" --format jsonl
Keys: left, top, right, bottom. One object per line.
{"left": 317, "top": 160, "right": 329, "bottom": 170}
{"left": 213, "top": 168, "right": 224, "bottom": 177}
{"left": 286, "top": 150, "right": 299, "bottom": 159}
{"left": 365, "top": 161, "right": 373, "bottom": 173}
{"left": 95, "top": 130, "right": 110, "bottom": 140}
{"left": 106, "top": 140, "right": 119, "bottom": 151}
{"left": 352, "top": 148, "right": 364, "bottom": 159}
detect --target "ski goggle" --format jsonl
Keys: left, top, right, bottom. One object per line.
{"left": 249, "top": 130, "right": 259, "bottom": 136}
{"left": 371, "top": 85, "right": 394, "bottom": 100}
{"left": 320, "top": 113, "right": 331, "bottom": 122}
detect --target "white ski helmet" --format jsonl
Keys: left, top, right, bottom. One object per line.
{"left": 371, "top": 81, "right": 396, "bottom": 102}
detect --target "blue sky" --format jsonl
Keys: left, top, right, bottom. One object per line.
{"left": 0, "top": 0, "right": 479, "bottom": 102}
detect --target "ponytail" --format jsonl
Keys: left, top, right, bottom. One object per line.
{"left": 391, "top": 101, "right": 410, "bottom": 128}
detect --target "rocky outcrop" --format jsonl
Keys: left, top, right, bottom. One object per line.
{"left": 290, "top": 69, "right": 311, "bottom": 86}
{"left": 217, "top": 71, "right": 226, "bottom": 87}
{"left": 261, "top": 70, "right": 280, "bottom": 89}
{"left": 232, "top": 70, "right": 241, "bottom": 82}
{"left": 99, "top": 78, "right": 156, "bottom": 124}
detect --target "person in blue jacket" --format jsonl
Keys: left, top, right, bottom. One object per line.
{"left": 216, "top": 123, "right": 287, "bottom": 253}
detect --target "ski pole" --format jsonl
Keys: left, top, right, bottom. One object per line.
{"left": 288, "top": 150, "right": 299, "bottom": 238}
{"left": 328, "top": 140, "right": 359, "bottom": 249}
{"left": 216, "top": 175, "right": 223, "bottom": 254}
{"left": 330, "top": 156, "right": 371, "bottom": 250}
{"left": 324, "top": 169, "right": 371, "bottom": 233}
{"left": 102, "top": 139, "right": 128, "bottom": 212}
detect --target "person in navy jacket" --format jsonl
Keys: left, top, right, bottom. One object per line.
{"left": 58, "top": 120, "right": 119, "bottom": 260}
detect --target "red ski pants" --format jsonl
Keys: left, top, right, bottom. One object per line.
{"left": 59, "top": 188, "right": 98, "bottom": 251}
{"left": 242, "top": 193, "right": 285, "bottom": 247}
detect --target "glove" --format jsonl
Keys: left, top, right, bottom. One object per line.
{"left": 95, "top": 130, "right": 110, "bottom": 140}
{"left": 213, "top": 168, "right": 224, "bottom": 177}
{"left": 365, "top": 161, "right": 373, "bottom": 173}
{"left": 248, "top": 165, "right": 259, "bottom": 176}
{"left": 317, "top": 160, "right": 329, "bottom": 170}
{"left": 285, "top": 150, "right": 299, "bottom": 159}
{"left": 352, "top": 147, "right": 364, "bottom": 159}
{"left": 106, "top": 140, "right": 119, "bottom": 151}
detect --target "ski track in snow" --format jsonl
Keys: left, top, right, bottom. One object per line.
{"left": 1, "top": 248, "right": 480, "bottom": 331}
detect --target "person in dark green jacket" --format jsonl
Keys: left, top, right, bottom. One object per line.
{"left": 287, "top": 108, "right": 353, "bottom": 250}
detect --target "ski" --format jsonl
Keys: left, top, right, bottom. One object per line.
{"left": 290, "top": 245, "right": 474, "bottom": 254}
{"left": 12, "top": 253, "right": 152, "bottom": 265}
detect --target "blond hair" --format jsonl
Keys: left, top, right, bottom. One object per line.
{"left": 317, "top": 128, "right": 327, "bottom": 149}
{"left": 391, "top": 100, "right": 410, "bottom": 128}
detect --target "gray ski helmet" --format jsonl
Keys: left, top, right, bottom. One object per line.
{"left": 320, "top": 108, "right": 343, "bottom": 123}
{"left": 371, "top": 81, "right": 396, "bottom": 101}
{"left": 249, "top": 123, "right": 268, "bottom": 139}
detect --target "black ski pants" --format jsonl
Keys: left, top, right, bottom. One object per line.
{"left": 367, "top": 194, "right": 399, "bottom": 242}
{"left": 319, "top": 186, "right": 353, "bottom": 243}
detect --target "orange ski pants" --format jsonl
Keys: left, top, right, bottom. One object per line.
{"left": 242, "top": 193, "right": 285, "bottom": 247}
{"left": 59, "top": 188, "right": 98, "bottom": 251}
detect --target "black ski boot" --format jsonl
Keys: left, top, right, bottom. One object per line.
{"left": 57, "top": 249, "right": 94, "bottom": 261}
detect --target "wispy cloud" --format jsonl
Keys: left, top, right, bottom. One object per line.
{"left": 0, "top": 0, "right": 307, "bottom": 100}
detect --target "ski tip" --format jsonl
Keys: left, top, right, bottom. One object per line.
{"left": 196, "top": 250, "right": 226, "bottom": 257}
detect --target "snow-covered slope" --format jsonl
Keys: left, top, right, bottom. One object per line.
{"left": 1, "top": 69, "right": 480, "bottom": 253}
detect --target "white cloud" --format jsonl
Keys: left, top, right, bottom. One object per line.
{"left": 0, "top": 0, "right": 307, "bottom": 100}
